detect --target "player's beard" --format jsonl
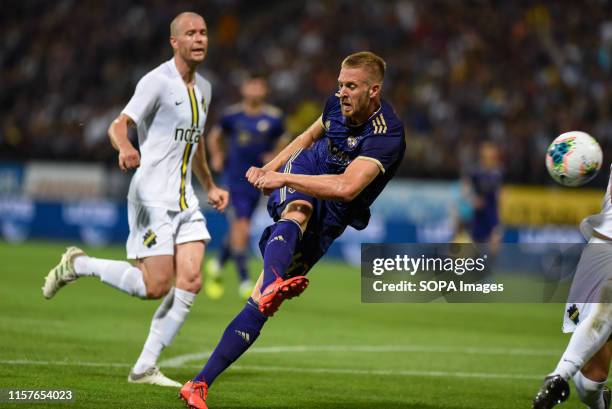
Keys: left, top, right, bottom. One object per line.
{"left": 180, "top": 44, "right": 206, "bottom": 65}
{"left": 189, "top": 48, "right": 206, "bottom": 63}
{"left": 345, "top": 93, "right": 370, "bottom": 124}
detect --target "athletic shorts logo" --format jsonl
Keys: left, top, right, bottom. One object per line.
{"left": 175, "top": 100, "right": 184, "bottom": 106}
{"left": 143, "top": 229, "right": 157, "bottom": 248}
{"left": 567, "top": 304, "right": 580, "bottom": 324}
{"left": 347, "top": 136, "right": 358, "bottom": 148}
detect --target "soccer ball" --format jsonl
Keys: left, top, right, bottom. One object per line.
{"left": 545, "top": 131, "right": 603, "bottom": 187}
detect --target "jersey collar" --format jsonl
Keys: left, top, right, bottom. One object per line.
{"left": 169, "top": 58, "right": 182, "bottom": 80}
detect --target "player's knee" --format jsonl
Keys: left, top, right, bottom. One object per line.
{"left": 177, "top": 270, "right": 202, "bottom": 294}
{"left": 138, "top": 257, "right": 174, "bottom": 299}
{"left": 232, "top": 219, "right": 250, "bottom": 247}
{"left": 282, "top": 201, "right": 313, "bottom": 230}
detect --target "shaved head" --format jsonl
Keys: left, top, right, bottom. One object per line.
{"left": 170, "top": 12, "right": 204, "bottom": 37}
{"left": 169, "top": 11, "right": 208, "bottom": 68}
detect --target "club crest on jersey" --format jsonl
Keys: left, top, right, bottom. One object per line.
{"left": 257, "top": 119, "right": 270, "bottom": 132}
{"left": 347, "top": 136, "right": 358, "bottom": 148}
{"left": 143, "top": 229, "right": 157, "bottom": 248}
{"left": 567, "top": 304, "right": 579, "bottom": 324}
{"left": 325, "top": 120, "right": 331, "bottom": 130}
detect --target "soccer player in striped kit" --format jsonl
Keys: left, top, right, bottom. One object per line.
{"left": 533, "top": 165, "right": 612, "bottom": 409}
{"left": 42, "top": 12, "right": 228, "bottom": 387}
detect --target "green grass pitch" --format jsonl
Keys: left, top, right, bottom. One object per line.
{"left": 0, "top": 240, "right": 594, "bottom": 408}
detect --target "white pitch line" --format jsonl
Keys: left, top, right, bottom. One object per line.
{"left": 0, "top": 359, "right": 131, "bottom": 368}
{"left": 158, "top": 344, "right": 557, "bottom": 368}
{"left": 231, "top": 364, "right": 543, "bottom": 381}
{"left": 0, "top": 359, "right": 542, "bottom": 381}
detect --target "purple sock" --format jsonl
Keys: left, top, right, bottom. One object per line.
{"left": 194, "top": 300, "right": 267, "bottom": 385}
{"left": 262, "top": 219, "right": 301, "bottom": 290}
{"left": 218, "top": 239, "right": 231, "bottom": 267}
{"left": 233, "top": 250, "right": 249, "bottom": 282}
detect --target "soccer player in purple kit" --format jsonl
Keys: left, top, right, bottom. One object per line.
{"left": 468, "top": 141, "right": 503, "bottom": 251}
{"left": 179, "top": 51, "right": 406, "bottom": 409}
{"left": 206, "top": 73, "right": 289, "bottom": 299}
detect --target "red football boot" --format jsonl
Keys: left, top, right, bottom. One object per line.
{"left": 258, "top": 276, "right": 309, "bottom": 316}
{"left": 180, "top": 380, "right": 208, "bottom": 409}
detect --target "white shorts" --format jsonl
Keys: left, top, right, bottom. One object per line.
{"left": 126, "top": 201, "right": 211, "bottom": 260}
{"left": 563, "top": 237, "right": 612, "bottom": 333}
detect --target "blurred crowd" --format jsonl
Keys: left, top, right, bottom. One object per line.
{"left": 2, "top": 0, "right": 612, "bottom": 184}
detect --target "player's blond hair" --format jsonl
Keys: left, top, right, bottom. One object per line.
{"left": 341, "top": 51, "right": 386, "bottom": 84}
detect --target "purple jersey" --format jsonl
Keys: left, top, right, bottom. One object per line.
{"left": 469, "top": 166, "right": 502, "bottom": 242}
{"left": 315, "top": 93, "right": 406, "bottom": 229}
{"left": 261, "top": 94, "right": 405, "bottom": 275}
{"left": 220, "top": 104, "right": 285, "bottom": 189}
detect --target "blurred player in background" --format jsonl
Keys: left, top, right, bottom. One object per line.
{"left": 205, "top": 73, "right": 289, "bottom": 300}
{"left": 179, "top": 51, "right": 406, "bottom": 409}
{"left": 451, "top": 177, "right": 475, "bottom": 243}
{"left": 466, "top": 141, "right": 503, "bottom": 251}
{"left": 42, "top": 12, "right": 228, "bottom": 387}
{"left": 533, "top": 166, "right": 612, "bottom": 409}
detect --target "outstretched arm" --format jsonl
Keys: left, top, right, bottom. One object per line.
{"left": 246, "top": 117, "right": 325, "bottom": 185}
{"left": 262, "top": 117, "right": 325, "bottom": 172}
{"left": 193, "top": 136, "right": 229, "bottom": 212}
{"left": 254, "top": 158, "right": 381, "bottom": 202}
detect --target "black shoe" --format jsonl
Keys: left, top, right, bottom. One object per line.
{"left": 532, "top": 375, "right": 570, "bottom": 409}
{"left": 604, "top": 385, "right": 611, "bottom": 409}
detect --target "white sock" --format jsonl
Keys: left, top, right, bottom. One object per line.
{"left": 553, "top": 303, "right": 612, "bottom": 380}
{"left": 133, "top": 288, "right": 196, "bottom": 373}
{"left": 573, "top": 371, "right": 607, "bottom": 409}
{"left": 73, "top": 256, "right": 147, "bottom": 299}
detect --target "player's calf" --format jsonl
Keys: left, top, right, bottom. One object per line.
{"left": 260, "top": 218, "right": 303, "bottom": 290}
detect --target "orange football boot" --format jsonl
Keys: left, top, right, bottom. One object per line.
{"left": 258, "top": 276, "right": 309, "bottom": 316}
{"left": 180, "top": 380, "right": 208, "bottom": 409}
